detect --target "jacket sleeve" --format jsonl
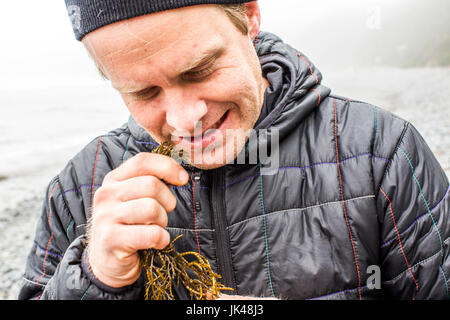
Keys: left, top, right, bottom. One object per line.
{"left": 18, "top": 177, "right": 144, "bottom": 300}
{"left": 376, "top": 121, "right": 450, "bottom": 299}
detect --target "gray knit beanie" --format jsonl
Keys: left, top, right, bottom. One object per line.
{"left": 65, "top": 0, "right": 254, "bottom": 41}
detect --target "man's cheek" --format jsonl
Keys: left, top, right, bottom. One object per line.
{"left": 129, "top": 108, "right": 167, "bottom": 140}
{"left": 206, "top": 68, "right": 249, "bottom": 96}
{"left": 121, "top": 95, "right": 142, "bottom": 114}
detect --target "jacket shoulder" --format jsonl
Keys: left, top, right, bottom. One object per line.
{"left": 314, "top": 94, "right": 409, "bottom": 158}
{"left": 315, "top": 94, "right": 418, "bottom": 192}
{"left": 60, "top": 123, "right": 131, "bottom": 187}
{"left": 55, "top": 123, "right": 132, "bottom": 235}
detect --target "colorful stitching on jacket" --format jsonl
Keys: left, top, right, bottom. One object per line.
{"left": 33, "top": 241, "right": 63, "bottom": 260}
{"left": 398, "top": 146, "right": 449, "bottom": 298}
{"left": 334, "top": 98, "right": 362, "bottom": 300}
{"left": 295, "top": 51, "right": 319, "bottom": 85}
{"left": 311, "top": 88, "right": 321, "bottom": 106}
{"left": 35, "top": 184, "right": 60, "bottom": 299}
{"left": 91, "top": 137, "right": 102, "bottom": 210}
{"left": 222, "top": 153, "right": 390, "bottom": 189}
{"left": 379, "top": 187, "right": 419, "bottom": 295}
{"left": 398, "top": 147, "right": 444, "bottom": 256}
{"left": 439, "top": 266, "right": 450, "bottom": 299}
{"left": 381, "top": 186, "right": 450, "bottom": 247}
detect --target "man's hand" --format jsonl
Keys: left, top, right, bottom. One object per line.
{"left": 86, "top": 153, "right": 189, "bottom": 288}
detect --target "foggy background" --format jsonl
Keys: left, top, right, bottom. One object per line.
{"left": 0, "top": 0, "right": 449, "bottom": 299}
{"left": 261, "top": 0, "right": 450, "bottom": 69}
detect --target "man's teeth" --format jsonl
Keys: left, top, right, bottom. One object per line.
{"left": 184, "top": 111, "right": 228, "bottom": 141}
{"left": 210, "top": 121, "right": 221, "bottom": 131}
{"left": 191, "top": 120, "right": 222, "bottom": 140}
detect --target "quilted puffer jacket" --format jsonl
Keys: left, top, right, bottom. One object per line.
{"left": 19, "top": 31, "right": 450, "bottom": 300}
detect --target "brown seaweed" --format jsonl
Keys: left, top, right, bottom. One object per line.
{"left": 139, "top": 142, "right": 232, "bottom": 300}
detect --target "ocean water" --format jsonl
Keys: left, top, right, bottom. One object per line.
{"left": 0, "top": 82, "right": 129, "bottom": 211}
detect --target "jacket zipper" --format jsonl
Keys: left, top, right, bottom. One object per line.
{"left": 193, "top": 172, "right": 201, "bottom": 212}
{"left": 210, "top": 168, "right": 236, "bottom": 292}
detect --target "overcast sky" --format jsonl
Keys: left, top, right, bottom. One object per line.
{"left": 0, "top": 0, "right": 409, "bottom": 89}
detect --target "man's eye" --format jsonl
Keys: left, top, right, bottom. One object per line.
{"left": 134, "top": 87, "right": 160, "bottom": 100}
{"left": 182, "top": 66, "right": 215, "bottom": 82}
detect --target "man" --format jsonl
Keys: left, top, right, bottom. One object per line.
{"left": 19, "top": 0, "right": 449, "bottom": 300}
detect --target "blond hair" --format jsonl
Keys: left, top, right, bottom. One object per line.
{"left": 218, "top": 4, "right": 249, "bottom": 35}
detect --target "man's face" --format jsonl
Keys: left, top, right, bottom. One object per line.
{"left": 83, "top": 4, "right": 268, "bottom": 169}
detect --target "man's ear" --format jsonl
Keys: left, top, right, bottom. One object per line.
{"left": 244, "top": 1, "right": 261, "bottom": 41}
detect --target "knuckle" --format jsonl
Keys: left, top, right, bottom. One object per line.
{"left": 133, "top": 152, "right": 152, "bottom": 166}
{"left": 167, "top": 194, "right": 177, "bottom": 213}
{"left": 93, "top": 184, "right": 114, "bottom": 204}
{"left": 144, "top": 176, "right": 160, "bottom": 194}
{"left": 148, "top": 228, "right": 169, "bottom": 249}
{"left": 135, "top": 152, "right": 150, "bottom": 160}
{"left": 143, "top": 197, "right": 158, "bottom": 214}
{"left": 160, "top": 211, "right": 169, "bottom": 229}
{"left": 92, "top": 187, "right": 106, "bottom": 205}
{"left": 92, "top": 188, "right": 119, "bottom": 221}
{"left": 162, "top": 158, "right": 176, "bottom": 174}
{"left": 102, "top": 171, "right": 114, "bottom": 184}
{"left": 144, "top": 199, "right": 168, "bottom": 228}
{"left": 146, "top": 228, "right": 159, "bottom": 248}
{"left": 91, "top": 205, "right": 108, "bottom": 223}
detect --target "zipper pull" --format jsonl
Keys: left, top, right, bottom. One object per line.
{"left": 193, "top": 172, "right": 202, "bottom": 211}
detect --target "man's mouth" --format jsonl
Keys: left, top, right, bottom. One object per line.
{"left": 189, "top": 110, "right": 229, "bottom": 142}
{"left": 173, "top": 110, "right": 230, "bottom": 149}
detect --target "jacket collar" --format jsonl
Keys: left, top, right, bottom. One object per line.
{"left": 128, "top": 115, "right": 153, "bottom": 145}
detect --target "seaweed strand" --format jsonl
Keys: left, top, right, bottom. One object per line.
{"left": 139, "top": 142, "right": 233, "bottom": 300}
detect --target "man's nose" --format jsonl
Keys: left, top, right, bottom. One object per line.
{"left": 165, "top": 89, "right": 208, "bottom": 133}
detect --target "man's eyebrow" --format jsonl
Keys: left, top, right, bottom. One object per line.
{"left": 177, "top": 46, "right": 225, "bottom": 74}
{"left": 116, "top": 45, "right": 225, "bottom": 94}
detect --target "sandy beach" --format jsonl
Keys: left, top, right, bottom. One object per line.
{"left": 0, "top": 67, "right": 448, "bottom": 299}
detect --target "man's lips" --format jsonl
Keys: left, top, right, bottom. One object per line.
{"left": 172, "top": 110, "right": 230, "bottom": 150}
{"left": 189, "top": 110, "right": 229, "bottom": 142}
{"left": 171, "top": 110, "right": 229, "bottom": 142}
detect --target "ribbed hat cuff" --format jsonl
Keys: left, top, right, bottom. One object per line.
{"left": 64, "top": 0, "right": 254, "bottom": 41}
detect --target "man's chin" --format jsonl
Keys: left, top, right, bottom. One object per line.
{"left": 174, "top": 130, "right": 250, "bottom": 170}
{"left": 188, "top": 162, "right": 228, "bottom": 170}
{"left": 180, "top": 145, "right": 240, "bottom": 170}
{"left": 184, "top": 152, "right": 235, "bottom": 170}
